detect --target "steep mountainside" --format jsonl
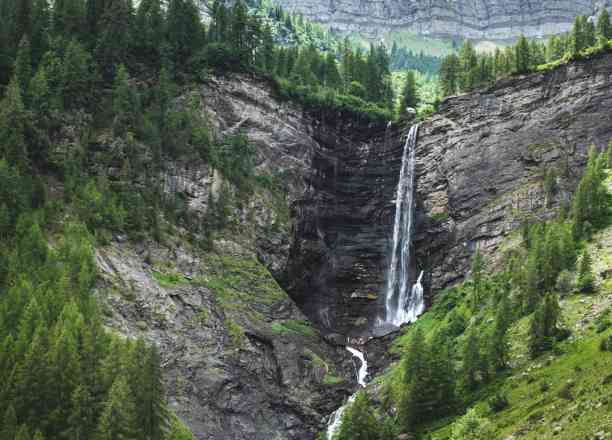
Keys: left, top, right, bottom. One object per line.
{"left": 96, "top": 52, "right": 612, "bottom": 439}
{"left": 276, "top": 0, "right": 610, "bottom": 41}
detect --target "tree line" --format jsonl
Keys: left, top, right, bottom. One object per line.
{"left": 439, "top": 10, "right": 612, "bottom": 97}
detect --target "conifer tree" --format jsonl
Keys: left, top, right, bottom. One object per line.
{"left": 1, "top": 405, "right": 18, "bottom": 440}
{"left": 30, "top": 0, "right": 50, "bottom": 65}
{"left": 96, "top": 376, "right": 139, "bottom": 440}
{"left": 528, "top": 293, "right": 560, "bottom": 357}
{"left": 571, "top": 16, "right": 587, "bottom": 55}
{"left": 15, "top": 425, "right": 32, "bottom": 440}
{"left": 112, "top": 64, "right": 138, "bottom": 137}
{"left": 62, "top": 39, "right": 93, "bottom": 109}
{"left": 597, "top": 9, "right": 612, "bottom": 46}
{"left": 515, "top": 35, "right": 531, "bottom": 74}
{"left": 95, "top": 0, "right": 133, "bottom": 81}
{"left": 53, "top": 0, "right": 86, "bottom": 38}
{"left": 462, "top": 327, "right": 483, "bottom": 390}
{"left": 323, "top": 52, "right": 342, "bottom": 89}
{"left": 399, "top": 70, "right": 418, "bottom": 116}
{"left": 0, "top": 76, "right": 29, "bottom": 168}
{"left": 336, "top": 392, "right": 379, "bottom": 440}
{"left": 166, "top": 0, "right": 204, "bottom": 73}
{"left": 458, "top": 40, "right": 478, "bottom": 91}
{"left": 440, "top": 53, "right": 459, "bottom": 96}
{"left": 133, "top": 0, "right": 163, "bottom": 68}
{"left": 488, "top": 294, "right": 511, "bottom": 371}
{"left": 15, "top": 37, "right": 32, "bottom": 100}
{"left": 577, "top": 250, "right": 595, "bottom": 293}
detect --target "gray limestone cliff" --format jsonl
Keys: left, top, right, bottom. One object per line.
{"left": 276, "top": 0, "right": 612, "bottom": 41}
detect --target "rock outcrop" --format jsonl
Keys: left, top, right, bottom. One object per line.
{"left": 416, "top": 51, "right": 612, "bottom": 292}
{"left": 276, "top": 0, "right": 610, "bottom": 41}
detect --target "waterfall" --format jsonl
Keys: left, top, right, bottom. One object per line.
{"left": 346, "top": 347, "right": 368, "bottom": 387}
{"left": 384, "top": 124, "right": 424, "bottom": 327}
{"left": 326, "top": 347, "right": 368, "bottom": 439}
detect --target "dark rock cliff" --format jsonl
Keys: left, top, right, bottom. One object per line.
{"left": 416, "top": 51, "right": 612, "bottom": 293}
{"left": 276, "top": 0, "right": 609, "bottom": 41}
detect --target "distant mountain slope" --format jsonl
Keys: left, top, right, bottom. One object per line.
{"left": 275, "top": 0, "right": 610, "bottom": 41}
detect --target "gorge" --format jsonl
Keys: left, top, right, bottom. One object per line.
{"left": 4, "top": 1, "right": 612, "bottom": 439}
{"left": 101, "top": 49, "right": 612, "bottom": 439}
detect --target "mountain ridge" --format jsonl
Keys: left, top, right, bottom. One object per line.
{"left": 275, "top": 0, "right": 611, "bottom": 41}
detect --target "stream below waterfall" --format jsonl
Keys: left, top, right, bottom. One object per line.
{"left": 326, "top": 346, "right": 368, "bottom": 439}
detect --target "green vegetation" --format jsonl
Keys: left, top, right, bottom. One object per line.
{"left": 201, "top": 254, "right": 286, "bottom": 323}
{"left": 440, "top": 13, "right": 612, "bottom": 97}
{"left": 332, "top": 147, "right": 612, "bottom": 439}
{"left": 271, "top": 319, "right": 318, "bottom": 338}
{"left": 152, "top": 270, "right": 190, "bottom": 288}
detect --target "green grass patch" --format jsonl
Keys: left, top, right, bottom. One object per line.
{"left": 152, "top": 270, "right": 189, "bottom": 287}
{"left": 271, "top": 319, "right": 318, "bottom": 338}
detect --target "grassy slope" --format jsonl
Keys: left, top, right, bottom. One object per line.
{"left": 380, "top": 190, "right": 612, "bottom": 440}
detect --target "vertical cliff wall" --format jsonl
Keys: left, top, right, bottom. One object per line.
{"left": 276, "top": 0, "right": 609, "bottom": 41}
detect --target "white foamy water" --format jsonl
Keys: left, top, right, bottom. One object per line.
{"left": 384, "top": 125, "right": 425, "bottom": 326}
{"left": 326, "top": 347, "right": 368, "bottom": 439}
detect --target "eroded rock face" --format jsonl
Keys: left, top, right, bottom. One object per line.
{"left": 98, "top": 238, "right": 356, "bottom": 440}
{"left": 416, "top": 51, "right": 612, "bottom": 292}
{"left": 276, "top": 0, "right": 609, "bottom": 41}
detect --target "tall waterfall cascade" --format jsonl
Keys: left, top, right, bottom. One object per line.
{"left": 326, "top": 347, "right": 368, "bottom": 439}
{"left": 384, "top": 124, "right": 425, "bottom": 326}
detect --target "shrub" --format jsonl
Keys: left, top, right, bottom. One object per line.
{"left": 600, "top": 334, "right": 612, "bottom": 352}
{"left": 555, "top": 270, "right": 576, "bottom": 295}
{"left": 488, "top": 392, "right": 509, "bottom": 413}
{"left": 557, "top": 382, "right": 574, "bottom": 400}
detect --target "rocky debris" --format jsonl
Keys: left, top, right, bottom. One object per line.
{"left": 276, "top": 0, "right": 607, "bottom": 41}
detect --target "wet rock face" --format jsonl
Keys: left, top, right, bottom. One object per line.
{"left": 276, "top": 0, "right": 607, "bottom": 41}
{"left": 284, "top": 118, "right": 407, "bottom": 335}
{"left": 415, "top": 51, "right": 612, "bottom": 292}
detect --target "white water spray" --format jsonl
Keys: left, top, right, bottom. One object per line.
{"left": 326, "top": 347, "right": 368, "bottom": 439}
{"left": 384, "top": 125, "right": 425, "bottom": 327}
{"left": 346, "top": 346, "right": 368, "bottom": 387}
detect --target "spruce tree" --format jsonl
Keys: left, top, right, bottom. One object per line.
{"left": 112, "top": 64, "right": 137, "bottom": 137}
{"left": 166, "top": 0, "right": 204, "bottom": 73}
{"left": 440, "top": 53, "right": 459, "bottom": 96}
{"left": 62, "top": 39, "right": 93, "bottom": 109}
{"left": 53, "top": 0, "right": 86, "bottom": 37}
{"left": 399, "top": 70, "right": 418, "bottom": 117}
{"left": 470, "top": 248, "right": 485, "bottom": 310}
{"left": 577, "top": 250, "right": 595, "bottom": 293}
{"left": 571, "top": 16, "right": 587, "bottom": 55}
{"left": 462, "top": 327, "right": 482, "bottom": 390}
{"left": 133, "top": 0, "right": 163, "bottom": 68}
{"left": 597, "top": 9, "right": 611, "bottom": 46}
{"left": 95, "top": 0, "right": 133, "bottom": 81}
{"left": 96, "top": 376, "right": 139, "bottom": 440}
{"left": 14, "top": 37, "right": 32, "bottom": 100}
{"left": 515, "top": 35, "right": 531, "bottom": 74}
{"left": 1, "top": 405, "right": 18, "bottom": 440}
{"left": 336, "top": 392, "right": 379, "bottom": 440}
{"left": 528, "top": 293, "right": 560, "bottom": 357}
{"left": 488, "top": 294, "right": 511, "bottom": 371}
{"left": 0, "top": 76, "right": 29, "bottom": 168}
{"left": 30, "top": 0, "right": 50, "bottom": 65}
